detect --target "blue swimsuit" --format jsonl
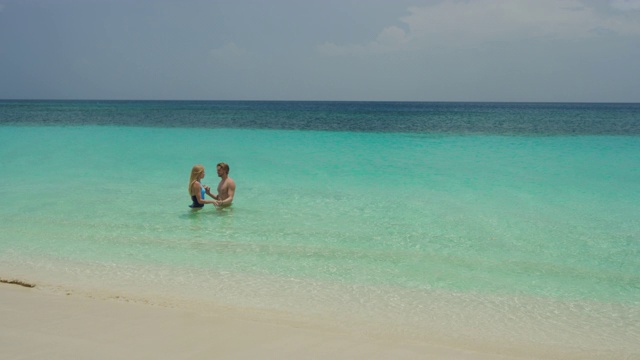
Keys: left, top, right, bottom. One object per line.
{"left": 189, "top": 184, "right": 206, "bottom": 208}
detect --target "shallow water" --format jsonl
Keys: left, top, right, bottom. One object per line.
{"left": 1, "top": 101, "right": 639, "bottom": 355}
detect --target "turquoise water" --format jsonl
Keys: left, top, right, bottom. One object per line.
{"left": 1, "top": 101, "right": 639, "bottom": 354}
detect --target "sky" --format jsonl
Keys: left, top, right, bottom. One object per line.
{"left": 1, "top": 0, "right": 639, "bottom": 102}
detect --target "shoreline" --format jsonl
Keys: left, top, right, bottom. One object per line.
{"left": 0, "top": 282, "right": 513, "bottom": 360}
{"left": 2, "top": 263, "right": 639, "bottom": 359}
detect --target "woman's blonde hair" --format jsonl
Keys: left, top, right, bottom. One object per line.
{"left": 188, "top": 164, "right": 205, "bottom": 195}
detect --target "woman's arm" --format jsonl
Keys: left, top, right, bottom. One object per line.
{"left": 194, "top": 182, "right": 216, "bottom": 205}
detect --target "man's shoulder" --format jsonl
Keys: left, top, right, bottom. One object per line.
{"left": 220, "top": 177, "right": 235, "bottom": 186}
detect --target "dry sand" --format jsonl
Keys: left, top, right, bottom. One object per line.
{"left": 0, "top": 282, "right": 518, "bottom": 360}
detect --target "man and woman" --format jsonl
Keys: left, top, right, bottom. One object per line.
{"left": 188, "top": 162, "right": 235, "bottom": 209}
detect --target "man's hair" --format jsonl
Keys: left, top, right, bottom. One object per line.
{"left": 217, "top": 162, "right": 230, "bottom": 174}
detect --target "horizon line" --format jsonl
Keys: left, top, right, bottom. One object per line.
{"left": 1, "top": 98, "right": 639, "bottom": 105}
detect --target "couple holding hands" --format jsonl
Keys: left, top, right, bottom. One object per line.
{"left": 189, "top": 162, "right": 235, "bottom": 209}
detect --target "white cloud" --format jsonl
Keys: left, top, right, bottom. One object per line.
{"left": 609, "top": 0, "right": 640, "bottom": 11}
{"left": 316, "top": 26, "right": 409, "bottom": 56}
{"left": 318, "top": 0, "right": 640, "bottom": 55}
{"left": 403, "top": 0, "right": 640, "bottom": 44}
{"left": 404, "top": 0, "right": 602, "bottom": 42}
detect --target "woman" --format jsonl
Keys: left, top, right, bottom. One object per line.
{"left": 188, "top": 164, "right": 217, "bottom": 208}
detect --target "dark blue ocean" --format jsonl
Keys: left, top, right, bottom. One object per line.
{"left": 1, "top": 100, "right": 639, "bottom": 356}
{"left": 2, "top": 100, "right": 640, "bottom": 134}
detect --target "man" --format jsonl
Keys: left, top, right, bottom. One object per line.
{"left": 206, "top": 162, "right": 235, "bottom": 207}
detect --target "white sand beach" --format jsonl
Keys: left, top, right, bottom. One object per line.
{"left": 0, "top": 282, "right": 516, "bottom": 360}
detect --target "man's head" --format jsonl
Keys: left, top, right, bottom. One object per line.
{"left": 217, "top": 162, "right": 229, "bottom": 177}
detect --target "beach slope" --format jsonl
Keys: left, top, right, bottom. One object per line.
{"left": 0, "top": 283, "right": 504, "bottom": 359}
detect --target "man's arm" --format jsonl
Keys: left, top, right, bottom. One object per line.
{"left": 205, "top": 186, "right": 223, "bottom": 200}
